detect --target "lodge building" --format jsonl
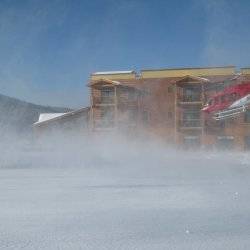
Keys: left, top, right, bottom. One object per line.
{"left": 89, "top": 66, "right": 250, "bottom": 150}
{"left": 34, "top": 66, "right": 250, "bottom": 150}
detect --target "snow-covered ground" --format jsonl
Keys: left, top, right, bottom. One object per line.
{"left": 0, "top": 141, "right": 250, "bottom": 249}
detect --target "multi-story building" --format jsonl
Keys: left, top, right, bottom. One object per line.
{"left": 89, "top": 72, "right": 147, "bottom": 135}
{"left": 89, "top": 66, "right": 250, "bottom": 150}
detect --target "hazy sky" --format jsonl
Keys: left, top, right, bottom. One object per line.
{"left": 0, "top": 0, "right": 250, "bottom": 108}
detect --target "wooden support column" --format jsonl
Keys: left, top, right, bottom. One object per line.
{"left": 114, "top": 86, "right": 118, "bottom": 129}
{"left": 90, "top": 87, "right": 94, "bottom": 132}
{"left": 174, "top": 84, "right": 178, "bottom": 145}
{"left": 201, "top": 82, "right": 205, "bottom": 147}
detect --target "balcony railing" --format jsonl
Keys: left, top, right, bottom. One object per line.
{"left": 94, "top": 118, "right": 115, "bottom": 129}
{"left": 118, "top": 97, "right": 139, "bottom": 107}
{"left": 178, "top": 95, "right": 202, "bottom": 102}
{"left": 179, "top": 119, "right": 202, "bottom": 128}
{"left": 93, "top": 97, "right": 115, "bottom": 105}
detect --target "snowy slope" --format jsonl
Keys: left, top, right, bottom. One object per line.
{"left": 0, "top": 140, "right": 250, "bottom": 250}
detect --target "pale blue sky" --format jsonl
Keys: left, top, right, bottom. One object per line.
{"left": 0, "top": 0, "right": 250, "bottom": 107}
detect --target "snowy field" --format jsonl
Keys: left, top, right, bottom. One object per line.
{"left": 1, "top": 141, "right": 250, "bottom": 250}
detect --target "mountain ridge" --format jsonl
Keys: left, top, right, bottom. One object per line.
{"left": 0, "top": 93, "right": 70, "bottom": 134}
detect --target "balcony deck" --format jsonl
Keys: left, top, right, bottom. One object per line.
{"left": 179, "top": 119, "right": 203, "bottom": 130}
{"left": 93, "top": 97, "right": 115, "bottom": 106}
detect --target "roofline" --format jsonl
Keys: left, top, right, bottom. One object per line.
{"left": 174, "top": 75, "right": 210, "bottom": 84}
{"left": 87, "top": 78, "right": 141, "bottom": 91}
{"left": 34, "top": 107, "right": 90, "bottom": 127}
{"left": 91, "top": 70, "right": 135, "bottom": 76}
{"left": 141, "top": 65, "right": 236, "bottom": 72}
{"left": 88, "top": 78, "right": 119, "bottom": 87}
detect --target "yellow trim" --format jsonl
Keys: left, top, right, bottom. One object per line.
{"left": 241, "top": 68, "right": 250, "bottom": 75}
{"left": 91, "top": 73, "right": 136, "bottom": 80}
{"left": 141, "top": 67, "right": 235, "bottom": 78}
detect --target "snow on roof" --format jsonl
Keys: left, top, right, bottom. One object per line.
{"left": 197, "top": 76, "right": 210, "bottom": 82}
{"left": 179, "top": 75, "right": 210, "bottom": 82}
{"left": 36, "top": 113, "right": 66, "bottom": 124}
{"left": 34, "top": 107, "right": 90, "bottom": 126}
{"left": 92, "top": 71, "right": 134, "bottom": 75}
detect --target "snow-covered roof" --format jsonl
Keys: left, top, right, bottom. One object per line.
{"left": 196, "top": 76, "right": 210, "bottom": 82}
{"left": 176, "top": 75, "right": 210, "bottom": 83}
{"left": 92, "top": 71, "right": 134, "bottom": 75}
{"left": 89, "top": 78, "right": 142, "bottom": 91}
{"left": 34, "top": 107, "right": 90, "bottom": 126}
{"left": 35, "top": 113, "right": 66, "bottom": 124}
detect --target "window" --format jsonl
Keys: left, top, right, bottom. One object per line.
{"left": 128, "top": 108, "right": 138, "bottom": 121}
{"left": 168, "top": 111, "right": 173, "bottom": 119}
{"left": 101, "top": 87, "right": 114, "bottom": 103}
{"left": 183, "top": 136, "right": 200, "bottom": 149}
{"left": 218, "top": 120, "right": 225, "bottom": 129}
{"left": 244, "top": 109, "right": 250, "bottom": 123}
{"left": 142, "top": 110, "right": 149, "bottom": 125}
{"left": 97, "top": 107, "right": 115, "bottom": 128}
{"left": 183, "top": 86, "right": 201, "bottom": 102}
{"left": 168, "top": 86, "right": 173, "bottom": 93}
{"left": 127, "top": 89, "right": 137, "bottom": 101}
{"left": 183, "top": 111, "right": 200, "bottom": 120}
{"left": 217, "top": 136, "right": 234, "bottom": 150}
{"left": 182, "top": 110, "right": 201, "bottom": 127}
{"left": 245, "top": 136, "right": 250, "bottom": 150}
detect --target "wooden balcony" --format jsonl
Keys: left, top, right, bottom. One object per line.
{"left": 94, "top": 118, "right": 115, "bottom": 129}
{"left": 177, "top": 94, "right": 203, "bottom": 105}
{"left": 92, "top": 97, "right": 115, "bottom": 106}
{"left": 179, "top": 119, "right": 203, "bottom": 129}
{"left": 118, "top": 97, "right": 139, "bottom": 107}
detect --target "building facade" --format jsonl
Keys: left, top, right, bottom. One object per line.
{"left": 89, "top": 66, "right": 250, "bottom": 150}
{"left": 89, "top": 76, "right": 147, "bottom": 136}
